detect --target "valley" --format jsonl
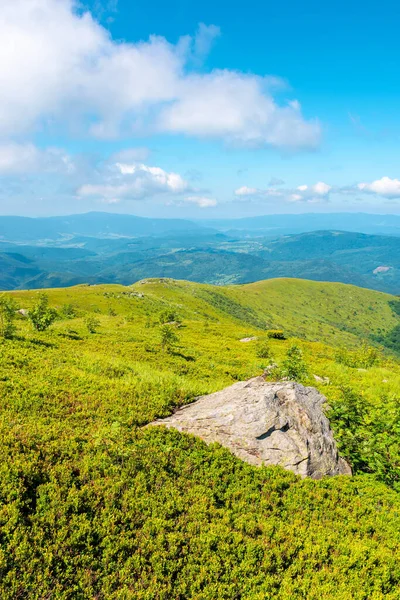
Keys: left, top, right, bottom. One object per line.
{"left": 1, "top": 213, "right": 399, "bottom": 294}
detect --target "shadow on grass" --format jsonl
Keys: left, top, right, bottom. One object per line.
{"left": 29, "top": 338, "right": 57, "bottom": 349}
{"left": 169, "top": 350, "right": 196, "bottom": 362}
{"left": 58, "top": 331, "right": 83, "bottom": 341}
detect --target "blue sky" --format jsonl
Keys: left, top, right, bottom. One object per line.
{"left": 1, "top": 0, "right": 400, "bottom": 217}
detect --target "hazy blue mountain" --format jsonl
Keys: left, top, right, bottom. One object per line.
{"left": 0, "top": 220, "right": 399, "bottom": 294}
{"left": 201, "top": 213, "right": 400, "bottom": 237}
{"left": 0, "top": 212, "right": 213, "bottom": 243}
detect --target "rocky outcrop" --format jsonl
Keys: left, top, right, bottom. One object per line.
{"left": 150, "top": 377, "right": 351, "bottom": 479}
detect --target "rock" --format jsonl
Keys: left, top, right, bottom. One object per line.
{"left": 240, "top": 336, "right": 257, "bottom": 342}
{"left": 150, "top": 377, "right": 351, "bottom": 479}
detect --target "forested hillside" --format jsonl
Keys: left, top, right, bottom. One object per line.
{"left": 1, "top": 278, "right": 400, "bottom": 598}
{"left": 1, "top": 226, "right": 400, "bottom": 294}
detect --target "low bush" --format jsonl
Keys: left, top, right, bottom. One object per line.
{"left": 266, "top": 329, "right": 286, "bottom": 340}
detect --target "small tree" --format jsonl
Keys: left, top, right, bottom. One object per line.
{"left": 160, "top": 324, "right": 179, "bottom": 352}
{"left": 85, "top": 315, "right": 100, "bottom": 334}
{"left": 0, "top": 295, "right": 17, "bottom": 339}
{"left": 281, "top": 344, "right": 309, "bottom": 381}
{"left": 29, "top": 294, "right": 57, "bottom": 332}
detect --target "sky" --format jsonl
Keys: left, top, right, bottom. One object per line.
{"left": 1, "top": 0, "right": 400, "bottom": 218}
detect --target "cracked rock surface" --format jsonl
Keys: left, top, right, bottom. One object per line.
{"left": 150, "top": 377, "right": 351, "bottom": 479}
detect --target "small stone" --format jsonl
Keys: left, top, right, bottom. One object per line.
{"left": 313, "top": 374, "right": 330, "bottom": 384}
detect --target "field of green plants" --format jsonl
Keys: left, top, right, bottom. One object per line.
{"left": 1, "top": 277, "right": 400, "bottom": 599}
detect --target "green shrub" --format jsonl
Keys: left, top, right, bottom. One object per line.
{"left": 29, "top": 294, "right": 57, "bottom": 332}
{"left": 335, "top": 343, "right": 380, "bottom": 368}
{"left": 85, "top": 315, "right": 100, "bottom": 334}
{"left": 0, "top": 295, "right": 17, "bottom": 339}
{"left": 266, "top": 329, "right": 286, "bottom": 340}
{"left": 256, "top": 339, "right": 273, "bottom": 359}
{"left": 159, "top": 309, "right": 180, "bottom": 324}
{"left": 60, "top": 303, "right": 77, "bottom": 319}
{"left": 281, "top": 344, "right": 309, "bottom": 381}
{"left": 327, "top": 386, "right": 400, "bottom": 490}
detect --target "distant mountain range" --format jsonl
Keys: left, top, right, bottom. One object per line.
{"left": 0, "top": 212, "right": 399, "bottom": 293}
{"left": 201, "top": 212, "right": 400, "bottom": 237}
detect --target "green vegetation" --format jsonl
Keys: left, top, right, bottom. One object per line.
{"left": 160, "top": 323, "right": 179, "bottom": 351}
{"left": 85, "top": 314, "right": 101, "bottom": 334}
{"left": 281, "top": 344, "right": 309, "bottom": 381}
{"left": 2, "top": 225, "right": 400, "bottom": 295}
{"left": 0, "top": 294, "right": 17, "bottom": 339}
{"left": 0, "top": 277, "right": 400, "bottom": 598}
{"left": 28, "top": 293, "right": 58, "bottom": 331}
{"left": 266, "top": 329, "right": 286, "bottom": 339}
{"left": 256, "top": 339, "right": 273, "bottom": 359}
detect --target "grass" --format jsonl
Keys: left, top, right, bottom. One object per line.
{"left": 1, "top": 277, "right": 400, "bottom": 598}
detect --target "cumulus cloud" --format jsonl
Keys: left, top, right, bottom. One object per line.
{"left": 357, "top": 176, "right": 400, "bottom": 199}
{"left": 290, "top": 181, "right": 332, "bottom": 201}
{"left": 183, "top": 196, "right": 217, "bottom": 208}
{"left": 159, "top": 73, "right": 320, "bottom": 149}
{"left": 235, "top": 176, "right": 400, "bottom": 204}
{"left": 0, "top": 0, "right": 320, "bottom": 150}
{"left": 235, "top": 180, "right": 332, "bottom": 203}
{"left": 77, "top": 161, "right": 190, "bottom": 203}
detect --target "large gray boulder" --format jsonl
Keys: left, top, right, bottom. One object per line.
{"left": 150, "top": 377, "right": 351, "bottom": 479}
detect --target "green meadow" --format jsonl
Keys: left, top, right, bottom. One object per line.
{"left": 1, "top": 277, "right": 400, "bottom": 599}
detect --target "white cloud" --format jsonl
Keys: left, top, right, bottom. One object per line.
{"left": 193, "top": 23, "right": 221, "bottom": 65}
{"left": 77, "top": 162, "right": 190, "bottom": 202}
{"left": 312, "top": 181, "right": 331, "bottom": 196}
{"left": 234, "top": 185, "right": 283, "bottom": 198}
{"left": 0, "top": 142, "right": 74, "bottom": 174}
{"left": 235, "top": 180, "right": 332, "bottom": 203}
{"left": 184, "top": 195, "right": 217, "bottom": 208}
{"left": 235, "top": 186, "right": 259, "bottom": 196}
{"left": 159, "top": 71, "right": 320, "bottom": 149}
{"left": 289, "top": 193, "right": 303, "bottom": 202}
{"left": 0, "top": 0, "right": 320, "bottom": 150}
{"left": 357, "top": 176, "right": 400, "bottom": 198}
{"left": 235, "top": 176, "right": 400, "bottom": 205}
{"left": 114, "top": 163, "right": 188, "bottom": 193}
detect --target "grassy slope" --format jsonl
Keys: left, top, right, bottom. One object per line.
{"left": 1, "top": 277, "right": 400, "bottom": 598}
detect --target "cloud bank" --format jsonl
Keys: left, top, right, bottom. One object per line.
{"left": 234, "top": 177, "right": 400, "bottom": 204}
{"left": 0, "top": 0, "right": 320, "bottom": 150}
